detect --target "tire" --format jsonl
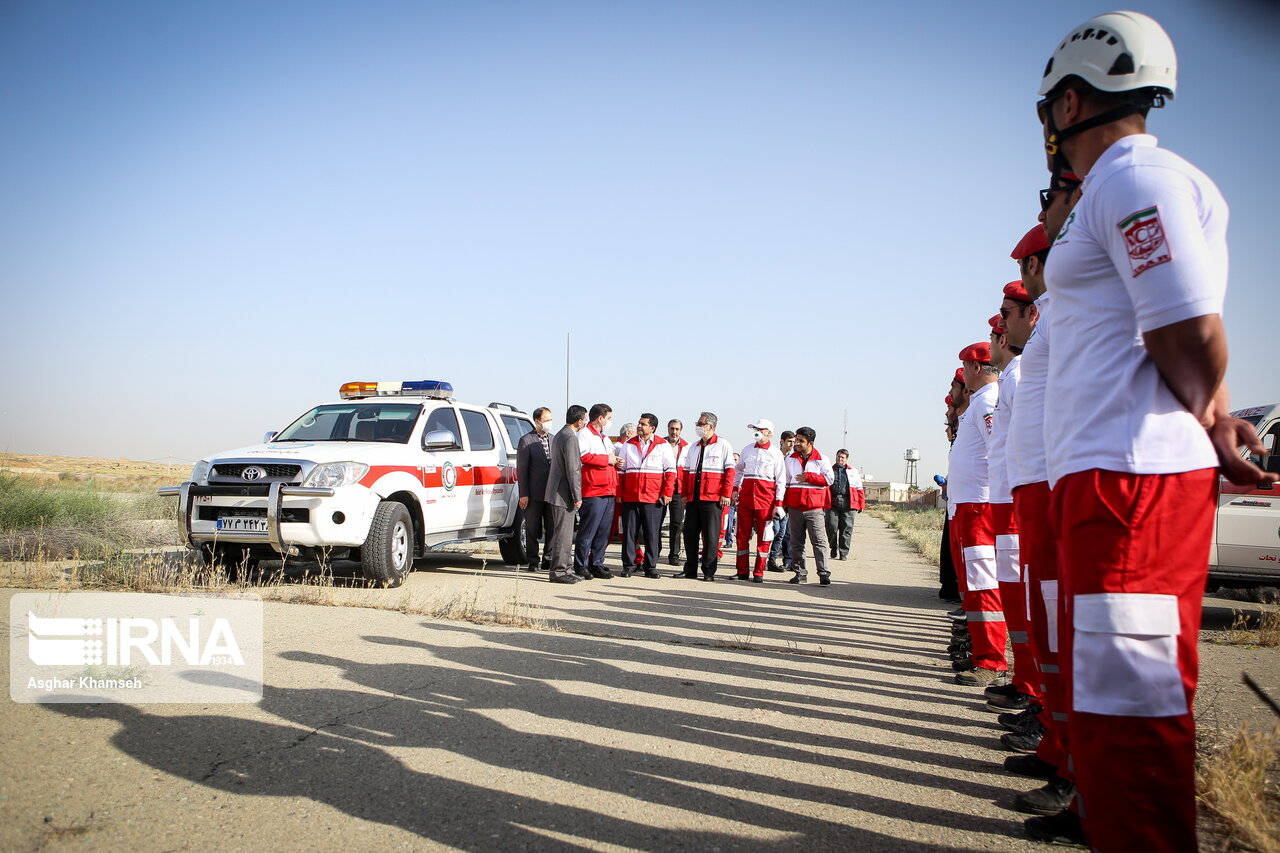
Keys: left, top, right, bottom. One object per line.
{"left": 361, "top": 501, "right": 415, "bottom": 588}
{"left": 497, "top": 509, "right": 528, "bottom": 566}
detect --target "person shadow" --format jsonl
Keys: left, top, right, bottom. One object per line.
{"left": 48, "top": 621, "right": 1017, "bottom": 851}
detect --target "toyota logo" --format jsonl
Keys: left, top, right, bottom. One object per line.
{"left": 242, "top": 466, "right": 266, "bottom": 481}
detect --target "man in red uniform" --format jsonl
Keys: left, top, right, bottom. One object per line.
{"left": 1028, "top": 12, "right": 1278, "bottom": 849}
{"left": 948, "top": 342, "right": 1006, "bottom": 686}
{"left": 732, "top": 419, "right": 786, "bottom": 582}
{"left": 676, "top": 412, "right": 735, "bottom": 581}
{"left": 618, "top": 413, "right": 676, "bottom": 579}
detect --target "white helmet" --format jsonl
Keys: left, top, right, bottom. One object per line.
{"left": 1039, "top": 11, "right": 1176, "bottom": 100}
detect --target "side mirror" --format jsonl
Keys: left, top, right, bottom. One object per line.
{"left": 263, "top": 431, "right": 278, "bottom": 443}
{"left": 423, "top": 429, "right": 461, "bottom": 451}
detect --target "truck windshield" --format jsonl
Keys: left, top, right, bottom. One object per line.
{"left": 274, "top": 404, "right": 422, "bottom": 443}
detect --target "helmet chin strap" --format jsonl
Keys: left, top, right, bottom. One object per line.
{"left": 1044, "top": 102, "right": 1142, "bottom": 179}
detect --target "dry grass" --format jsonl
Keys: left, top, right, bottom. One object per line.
{"left": 1214, "top": 609, "right": 1280, "bottom": 649}
{"left": 865, "top": 503, "right": 945, "bottom": 565}
{"left": 0, "top": 545, "right": 554, "bottom": 631}
{"left": 1199, "top": 723, "right": 1280, "bottom": 852}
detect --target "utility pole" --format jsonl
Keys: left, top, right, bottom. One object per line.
{"left": 565, "top": 332, "right": 570, "bottom": 414}
{"left": 842, "top": 408, "right": 848, "bottom": 449}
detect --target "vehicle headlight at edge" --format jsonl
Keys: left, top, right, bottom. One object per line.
{"left": 302, "top": 462, "right": 370, "bottom": 489}
{"left": 191, "top": 461, "right": 210, "bottom": 485}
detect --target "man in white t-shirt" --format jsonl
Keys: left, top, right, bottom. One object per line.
{"left": 948, "top": 342, "right": 1007, "bottom": 687}
{"left": 1028, "top": 11, "right": 1278, "bottom": 850}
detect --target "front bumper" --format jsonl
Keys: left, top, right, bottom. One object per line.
{"left": 158, "top": 482, "right": 342, "bottom": 556}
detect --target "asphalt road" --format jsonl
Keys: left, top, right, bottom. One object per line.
{"left": 1, "top": 516, "right": 1274, "bottom": 852}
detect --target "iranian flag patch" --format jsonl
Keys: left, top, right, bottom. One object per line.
{"left": 1118, "top": 206, "right": 1172, "bottom": 277}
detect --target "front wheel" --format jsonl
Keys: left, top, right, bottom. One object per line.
{"left": 361, "top": 501, "right": 414, "bottom": 588}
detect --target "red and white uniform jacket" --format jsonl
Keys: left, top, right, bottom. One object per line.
{"left": 578, "top": 423, "right": 616, "bottom": 499}
{"left": 680, "top": 435, "right": 736, "bottom": 502}
{"left": 733, "top": 442, "right": 785, "bottom": 511}
{"left": 835, "top": 464, "right": 866, "bottom": 511}
{"left": 668, "top": 438, "right": 690, "bottom": 495}
{"left": 619, "top": 436, "right": 677, "bottom": 503}
{"left": 783, "top": 448, "right": 835, "bottom": 510}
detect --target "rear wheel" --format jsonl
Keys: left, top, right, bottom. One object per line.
{"left": 498, "top": 509, "right": 528, "bottom": 566}
{"left": 361, "top": 501, "right": 414, "bottom": 588}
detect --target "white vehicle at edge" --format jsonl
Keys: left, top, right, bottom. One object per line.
{"left": 160, "top": 380, "right": 535, "bottom": 587}
{"left": 1210, "top": 403, "right": 1280, "bottom": 587}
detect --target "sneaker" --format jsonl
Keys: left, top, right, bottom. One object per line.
{"left": 734, "top": 573, "right": 750, "bottom": 580}
{"left": 985, "top": 683, "right": 1021, "bottom": 700}
{"left": 819, "top": 576, "right": 831, "bottom": 586}
{"left": 1001, "top": 726, "right": 1045, "bottom": 754}
{"left": 1024, "top": 809, "right": 1087, "bottom": 847}
{"left": 550, "top": 573, "right": 579, "bottom": 584}
{"left": 952, "top": 658, "right": 974, "bottom": 671}
{"left": 998, "top": 704, "right": 1043, "bottom": 732}
{"left": 787, "top": 575, "right": 804, "bottom": 584}
{"left": 946, "top": 607, "right": 966, "bottom": 620}
{"left": 1014, "top": 776, "right": 1076, "bottom": 816}
{"left": 955, "top": 667, "right": 1009, "bottom": 687}
{"left": 766, "top": 561, "right": 784, "bottom": 573}
{"left": 1004, "top": 754, "right": 1057, "bottom": 779}
{"left": 986, "top": 691, "right": 1031, "bottom": 713}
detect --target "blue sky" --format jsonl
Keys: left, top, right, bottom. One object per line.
{"left": 1, "top": 1, "right": 1276, "bottom": 483}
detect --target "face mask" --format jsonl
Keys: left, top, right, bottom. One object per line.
{"left": 695, "top": 426, "right": 707, "bottom": 439}
{"left": 539, "top": 420, "right": 552, "bottom": 433}
{"left": 603, "top": 419, "right": 612, "bottom": 432}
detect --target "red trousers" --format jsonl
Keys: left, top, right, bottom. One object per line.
{"left": 735, "top": 504, "right": 775, "bottom": 576}
{"left": 993, "top": 502, "right": 1037, "bottom": 698}
{"left": 1052, "top": 468, "right": 1216, "bottom": 853}
{"left": 1012, "top": 481, "right": 1068, "bottom": 777}
{"left": 952, "top": 503, "right": 1006, "bottom": 671}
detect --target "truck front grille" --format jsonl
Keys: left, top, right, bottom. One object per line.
{"left": 212, "top": 463, "right": 302, "bottom": 481}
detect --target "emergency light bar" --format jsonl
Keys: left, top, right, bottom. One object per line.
{"left": 339, "top": 380, "right": 454, "bottom": 400}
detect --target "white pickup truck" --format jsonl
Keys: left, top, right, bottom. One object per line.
{"left": 160, "top": 380, "right": 534, "bottom": 586}
{"left": 1210, "top": 403, "right": 1280, "bottom": 587}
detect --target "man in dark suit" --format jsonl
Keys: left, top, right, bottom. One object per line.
{"left": 545, "top": 404, "right": 588, "bottom": 584}
{"left": 516, "top": 406, "right": 556, "bottom": 573}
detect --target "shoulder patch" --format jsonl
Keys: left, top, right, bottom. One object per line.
{"left": 1118, "top": 206, "right": 1172, "bottom": 277}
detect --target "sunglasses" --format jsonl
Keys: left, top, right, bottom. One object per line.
{"left": 1039, "top": 181, "right": 1081, "bottom": 212}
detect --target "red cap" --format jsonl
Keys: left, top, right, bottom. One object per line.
{"left": 1011, "top": 224, "right": 1049, "bottom": 260}
{"left": 988, "top": 314, "right": 1005, "bottom": 335}
{"left": 953, "top": 368, "right": 964, "bottom": 383}
{"left": 1002, "top": 280, "right": 1032, "bottom": 304}
{"left": 958, "top": 342, "right": 991, "bottom": 364}
{"left": 945, "top": 394, "right": 954, "bottom": 407}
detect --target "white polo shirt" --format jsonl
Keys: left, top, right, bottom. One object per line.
{"left": 1043, "top": 134, "right": 1225, "bottom": 486}
{"left": 988, "top": 354, "right": 1020, "bottom": 504}
{"left": 1007, "top": 296, "right": 1051, "bottom": 489}
{"left": 948, "top": 381, "right": 998, "bottom": 505}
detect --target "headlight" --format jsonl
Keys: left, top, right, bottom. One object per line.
{"left": 302, "top": 462, "right": 369, "bottom": 489}
{"left": 191, "top": 460, "right": 210, "bottom": 485}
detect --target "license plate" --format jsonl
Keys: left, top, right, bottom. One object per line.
{"left": 217, "top": 517, "right": 268, "bottom": 532}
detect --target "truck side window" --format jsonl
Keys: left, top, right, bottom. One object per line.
{"left": 460, "top": 409, "right": 495, "bottom": 451}
{"left": 500, "top": 414, "right": 533, "bottom": 449}
{"left": 422, "top": 407, "right": 462, "bottom": 450}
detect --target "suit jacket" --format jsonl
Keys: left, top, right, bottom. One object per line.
{"left": 516, "top": 430, "right": 552, "bottom": 505}
{"left": 546, "top": 424, "right": 583, "bottom": 507}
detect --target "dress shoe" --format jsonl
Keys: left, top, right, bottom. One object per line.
{"left": 734, "top": 573, "right": 750, "bottom": 580}
{"left": 788, "top": 575, "right": 805, "bottom": 584}
{"left": 1001, "top": 726, "right": 1044, "bottom": 753}
{"left": 765, "top": 562, "right": 784, "bottom": 573}
{"left": 667, "top": 555, "right": 680, "bottom": 566}
{"left": 643, "top": 570, "right": 660, "bottom": 578}
{"left": 751, "top": 576, "right": 764, "bottom": 583}
{"left": 619, "top": 570, "right": 632, "bottom": 578}
{"left": 998, "top": 704, "right": 1043, "bottom": 732}
{"left": 590, "top": 567, "right": 613, "bottom": 579}
{"left": 818, "top": 576, "right": 831, "bottom": 586}
{"left": 702, "top": 574, "right": 715, "bottom": 582}
{"left": 672, "top": 572, "right": 698, "bottom": 579}
{"left": 987, "top": 691, "right": 1031, "bottom": 713}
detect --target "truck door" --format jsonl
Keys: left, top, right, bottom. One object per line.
{"left": 458, "top": 407, "right": 502, "bottom": 529}
{"left": 498, "top": 414, "right": 533, "bottom": 527}
{"left": 1215, "top": 416, "right": 1280, "bottom": 575}
{"left": 419, "top": 405, "right": 469, "bottom": 534}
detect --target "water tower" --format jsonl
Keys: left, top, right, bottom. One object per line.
{"left": 904, "top": 448, "right": 920, "bottom": 488}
